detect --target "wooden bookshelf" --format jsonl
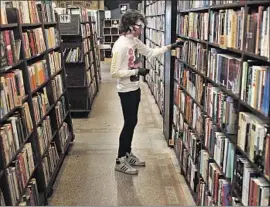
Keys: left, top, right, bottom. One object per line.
{"left": 59, "top": 11, "right": 99, "bottom": 116}
{"left": 0, "top": 2, "right": 74, "bottom": 206}
{"left": 172, "top": 0, "right": 270, "bottom": 206}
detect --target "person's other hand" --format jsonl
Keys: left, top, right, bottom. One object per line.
{"left": 138, "top": 68, "right": 150, "bottom": 76}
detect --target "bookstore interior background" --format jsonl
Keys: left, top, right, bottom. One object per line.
{"left": 0, "top": 0, "right": 269, "bottom": 206}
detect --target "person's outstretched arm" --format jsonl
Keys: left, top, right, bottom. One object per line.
{"left": 110, "top": 47, "right": 138, "bottom": 78}
{"left": 134, "top": 38, "right": 176, "bottom": 58}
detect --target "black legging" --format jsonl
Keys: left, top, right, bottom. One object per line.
{"left": 118, "top": 88, "right": 141, "bottom": 158}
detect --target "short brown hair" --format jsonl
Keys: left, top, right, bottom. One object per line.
{"left": 119, "top": 9, "right": 146, "bottom": 33}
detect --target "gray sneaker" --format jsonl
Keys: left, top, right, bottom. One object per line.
{"left": 115, "top": 156, "right": 138, "bottom": 175}
{"left": 126, "top": 152, "right": 146, "bottom": 166}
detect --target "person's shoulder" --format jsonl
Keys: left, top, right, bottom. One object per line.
{"left": 113, "top": 37, "right": 129, "bottom": 52}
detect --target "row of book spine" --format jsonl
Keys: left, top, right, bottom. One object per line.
{"left": 177, "top": 6, "right": 270, "bottom": 59}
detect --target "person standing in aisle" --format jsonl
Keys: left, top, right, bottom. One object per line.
{"left": 111, "top": 9, "right": 181, "bottom": 175}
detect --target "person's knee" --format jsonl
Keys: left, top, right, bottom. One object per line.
{"left": 124, "top": 118, "right": 137, "bottom": 128}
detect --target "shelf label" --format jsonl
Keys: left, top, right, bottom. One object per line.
{"left": 60, "top": 15, "right": 71, "bottom": 23}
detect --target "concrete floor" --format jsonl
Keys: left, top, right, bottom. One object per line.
{"left": 49, "top": 62, "right": 195, "bottom": 206}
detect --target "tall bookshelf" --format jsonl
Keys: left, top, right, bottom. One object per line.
{"left": 89, "top": 14, "right": 101, "bottom": 85}
{"left": 144, "top": 1, "right": 166, "bottom": 116}
{"left": 0, "top": 1, "right": 74, "bottom": 206}
{"left": 58, "top": 8, "right": 99, "bottom": 116}
{"left": 172, "top": 0, "right": 270, "bottom": 206}
{"left": 139, "top": 0, "right": 176, "bottom": 144}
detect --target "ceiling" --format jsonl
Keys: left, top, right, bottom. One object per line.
{"left": 104, "top": 0, "right": 142, "bottom": 10}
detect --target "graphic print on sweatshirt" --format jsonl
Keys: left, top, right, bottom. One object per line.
{"left": 128, "top": 47, "right": 140, "bottom": 82}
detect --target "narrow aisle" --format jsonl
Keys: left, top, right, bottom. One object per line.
{"left": 49, "top": 63, "right": 195, "bottom": 206}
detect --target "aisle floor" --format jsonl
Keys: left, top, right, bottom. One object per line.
{"left": 49, "top": 63, "right": 195, "bottom": 206}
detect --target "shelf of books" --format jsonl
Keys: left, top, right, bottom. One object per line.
{"left": 0, "top": 1, "right": 74, "bottom": 205}
{"left": 58, "top": 8, "right": 99, "bottom": 116}
{"left": 144, "top": 0, "right": 166, "bottom": 115}
{"left": 172, "top": 0, "right": 270, "bottom": 206}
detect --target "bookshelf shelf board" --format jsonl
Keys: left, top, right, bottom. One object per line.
{"left": 22, "top": 95, "right": 29, "bottom": 103}
{"left": 0, "top": 106, "right": 20, "bottom": 124}
{"left": 210, "top": 2, "right": 245, "bottom": 9}
{"left": 81, "top": 21, "right": 90, "bottom": 24}
{"left": 209, "top": 119, "right": 238, "bottom": 144}
{"left": 21, "top": 23, "right": 42, "bottom": 28}
{"left": 205, "top": 149, "right": 233, "bottom": 182}
{"left": 41, "top": 136, "right": 56, "bottom": 159}
{"left": 145, "top": 13, "right": 165, "bottom": 17}
{"left": 236, "top": 146, "right": 270, "bottom": 183}
{"left": 205, "top": 78, "right": 240, "bottom": 100}
{"left": 36, "top": 90, "right": 67, "bottom": 127}
{"left": 177, "top": 59, "right": 206, "bottom": 78}
{"left": 178, "top": 85, "right": 203, "bottom": 109}
{"left": 82, "top": 35, "right": 91, "bottom": 40}
{"left": 47, "top": 45, "right": 61, "bottom": 53}
{"left": 31, "top": 79, "right": 50, "bottom": 95}
{"left": 146, "top": 2, "right": 156, "bottom": 7}
{"left": 179, "top": 139, "right": 198, "bottom": 165}
{"left": 61, "top": 34, "right": 81, "bottom": 37}
{"left": 177, "top": 34, "right": 207, "bottom": 45}
{"left": 51, "top": 69, "right": 63, "bottom": 79}
{"left": 247, "top": 0, "right": 270, "bottom": 6}
{"left": 57, "top": 112, "right": 70, "bottom": 132}
{"left": 15, "top": 164, "right": 38, "bottom": 206}
{"left": 174, "top": 103, "right": 202, "bottom": 139}
{"left": 208, "top": 42, "right": 242, "bottom": 55}
{"left": 243, "top": 51, "right": 270, "bottom": 63}
{"left": 26, "top": 51, "right": 47, "bottom": 62}
{"left": 44, "top": 22, "right": 57, "bottom": 26}
{"left": 147, "top": 27, "right": 165, "bottom": 33}
{"left": 239, "top": 100, "right": 270, "bottom": 122}
{"left": 179, "top": 7, "right": 209, "bottom": 13}
{"left": 0, "top": 60, "right": 24, "bottom": 74}
{"left": 5, "top": 130, "right": 34, "bottom": 168}
{"left": 0, "top": 23, "right": 18, "bottom": 29}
